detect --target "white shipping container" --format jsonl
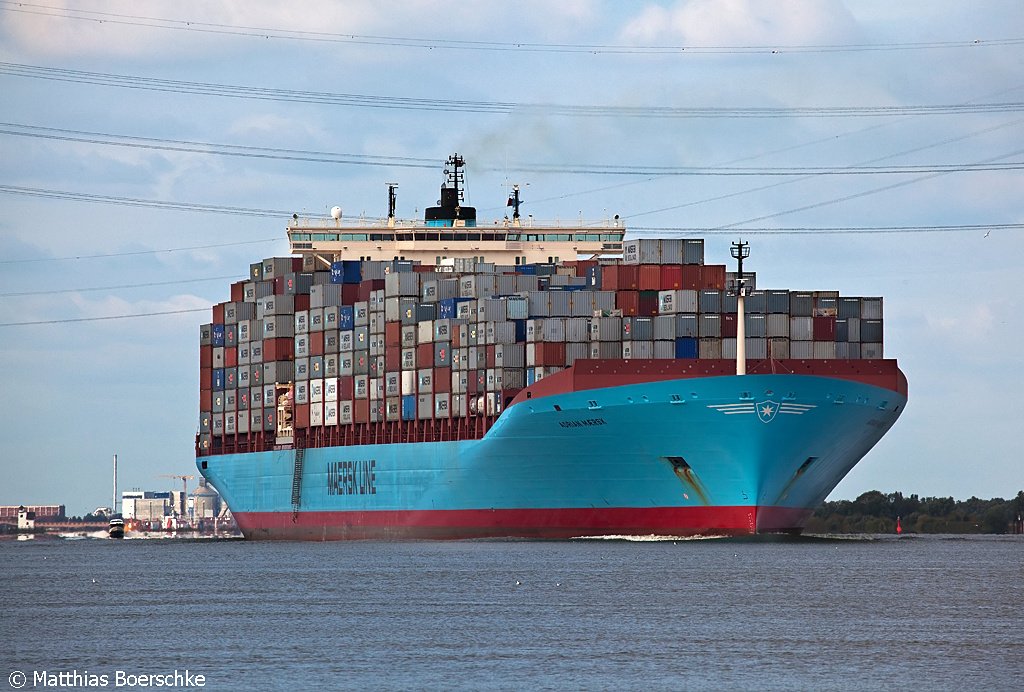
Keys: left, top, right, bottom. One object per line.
{"left": 295, "top": 380, "right": 309, "bottom": 405}
{"left": 768, "top": 338, "right": 790, "bottom": 359}
{"left": 790, "top": 317, "right": 813, "bottom": 341}
{"left": 338, "top": 400, "right": 353, "bottom": 425}
{"left": 813, "top": 341, "right": 836, "bottom": 359}
{"left": 324, "top": 401, "right": 338, "bottom": 426}
{"left": 861, "top": 342, "right": 884, "bottom": 359}
{"left": 565, "top": 342, "right": 589, "bottom": 365}
{"left": 699, "top": 337, "right": 722, "bottom": 359}
{"left": 339, "top": 331, "right": 354, "bottom": 352}
{"left": 565, "top": 317, "right": 590, "bottom": 342}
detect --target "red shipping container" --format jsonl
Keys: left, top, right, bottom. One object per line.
{"left": 385, "top": 346, "right": 401, "bottom": 368}
{"left": 617, "top": 290, "right": 639, "bottom": 315}
{"left": 295, "top": 294, "right": 310, "bottom": 312}
{"left": 660, "top": 264, "right": 683, "bottom": 290}
{"left": 417, "top": 343, "right": 433, "bottom": 367}
{"left": 225, "top": 347, "right": 238, "bottom": 368}
{"left": 701, "top": 265, "right": 727, "bottom": 290}
{"left": 533, "top": 341, "right": 566, "bottom": 367}
{"left": 212, "top": 303, "right": 225, "bottom": 323}
{"left": 342, "top": 284, "right": 360, "bottom": 305}
{"left": 574, "top": 259, "right": 598, "bottom": 277}
{"left": 200, "top": 368, "right": 212, "bottom": 389}
{"left": 486, "top": 345, "right": 496, "bottom": 367}
{"left": 339, "top": 376, "right": 354, "bottom": 400}
{"left": 200, "top": 345, "right": 212, "bottom": 368}
{"left": 273, "top": 276, "right": 285, "bottom": 295}
{"left": 434, "top": 367, "right": 452, "bottom": 393}
{"left": 295, "top": 404, "right": 310, "bottom": 429}
{"left": 310, "top": 331, "right": 324, "bottom": 356}
{"left": 638, "top": 265, "right": 661, "bottom": 291}
{"left": 620, "top": 265, "right": 639, "bottom": 289}
{"left": 264, "top": 337, "right": 294, "bottom": 361}
{"left": 638, "top": 290, "right": 659, "bottom": 316}
{"left": 357, "top": 279, "right": 385, "bottom": 302}
{"left": 200, "top": 389, "right": 212, "bottom": 410}
{"left": 721, "top": 314, "right": 738, "bottom": 338}
{"left": 385, "top": 321, "right": 402, "bottom": 347}
{"left": 230, "top": 280, "right": 245, "bottom": 302}
{"left": 813, "top": 316, "right": 836, "bottom": 340}
{"left": 601, "top": 265, "right": 619, "bottom": 290}
{"left": 681, "top": 265, "right": 702, "bottom": 290}
{"left": 354, "top": 397, "right": 370, "bottom": 423}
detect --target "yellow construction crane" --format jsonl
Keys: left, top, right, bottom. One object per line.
{"left": 160, "top": 474, "right": 195, "bottom": 495}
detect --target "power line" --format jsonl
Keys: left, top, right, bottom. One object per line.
{"left": 0, "top": 184, "right": 294, "bottom": 217}
{"left": 630, "top": 223, "right": 1023, "bottom": 235}
{"left": 0, "top": 307, "right": 209, "bottom": 327}
{"left": 2, "top": 2, "right": 1022, "bottom": 55}
{"left": 0, "top": 275, "right": 245, "bottom": 298}
{"left": 4, "top": 122, "right": 1022, "bottom": 175}
{"left": 0, "top": 123, "right": 440, "bottom": 169}
{"left": 2, "top": 62, "right": 1022, "bottom": 118}
{"left": 0, "top": 238, "right": 281, "bottom": 264}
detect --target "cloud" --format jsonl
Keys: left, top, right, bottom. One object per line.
{"left": 619, "top": 0, "right": 861, "bottom": 47}
{"left": 0, "top": 0, "right": 378, "bottom": 60}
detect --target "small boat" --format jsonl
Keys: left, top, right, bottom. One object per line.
{"left": 108, "top": 514, "right": 125, "bottom": 539}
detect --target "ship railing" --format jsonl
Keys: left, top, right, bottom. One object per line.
{"left": 199, "top": 415, "right": 503, "bottom": 456}
{"left": 288, "top": 216, "right": 626, "bottom": 231}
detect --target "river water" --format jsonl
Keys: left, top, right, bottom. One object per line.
{"left": 2, "top": 534, "right": 1021, "bottom": 690}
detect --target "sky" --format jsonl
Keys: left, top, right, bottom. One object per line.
{"left": 0, "top": 1, "right": 1022, "bottom": 516}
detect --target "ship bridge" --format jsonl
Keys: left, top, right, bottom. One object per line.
{"left": 286, "top": 154, "right": 625, "bottom": 267}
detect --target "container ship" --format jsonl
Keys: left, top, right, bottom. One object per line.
{"left": 196, "top": 154, "right": 907, "bottom": 540}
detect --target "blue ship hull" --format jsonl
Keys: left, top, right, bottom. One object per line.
{"left": 198, "top": 372, "right": 906, "bottom": 539}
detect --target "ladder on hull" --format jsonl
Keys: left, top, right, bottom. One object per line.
{"left": 291, "top": 446, "right": 305, "bottom": 522}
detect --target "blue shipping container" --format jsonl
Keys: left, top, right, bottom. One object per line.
{"left": 342, "top": 260, "right": 362, "bottom": 284}
{"left": 401, "top": 394, "right": 416, "bottom": 421}
{"left": 675, "top": 337, "right": 699, "bottom": 359}
{"left": 339, "top": 306, "right": 354, "bottom": 330}
{"left": 512, "top": 319, "right": 528, "bottom": 343}
{"left": 212, "top": 368, "right": 226, "bottom": 390}
{"left": 330, "top": 261, "right": 344, "bottom": 284}
{"left": 438, "top": 297, "right": 470, "bottom": 320}
{"left": 212, "top": 324, "right": 226, "bottom": 347}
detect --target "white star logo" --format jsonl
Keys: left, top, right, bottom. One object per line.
{"left": 756, "top": 400, "right": 780, "bottom": 423}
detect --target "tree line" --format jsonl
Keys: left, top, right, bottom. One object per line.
{"left": 805, "top": 490, "right": 1024, "bottom": 534}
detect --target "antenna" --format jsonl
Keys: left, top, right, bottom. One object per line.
{"left": 385, "top": 183, "right": 398, "bottom": 227}
{"left": 112, "top": 454, "right": 118, "bottom": 515}
{"left": 730, "top": 240, "right": 750, "bottom": 376}
{"left": 508, "top": 184, "right": 522, "bottom": 223}
{"left": 447, "top": 153, "right": 466, "bottom": 204}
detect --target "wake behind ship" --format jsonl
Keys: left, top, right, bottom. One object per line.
{"left": 196, "top": 154, "right": 907, "bottom": 540}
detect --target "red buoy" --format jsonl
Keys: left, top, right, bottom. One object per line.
{"left": 896, "top": 516, "right": 903, "bottom": 535}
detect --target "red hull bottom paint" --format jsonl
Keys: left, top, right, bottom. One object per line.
{"left": 234, "top": 506, "right": 813, "bottom": 540}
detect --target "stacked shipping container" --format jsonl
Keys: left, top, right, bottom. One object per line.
{"left": 198, "top": 240, "right": 884, "bottom": 453}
